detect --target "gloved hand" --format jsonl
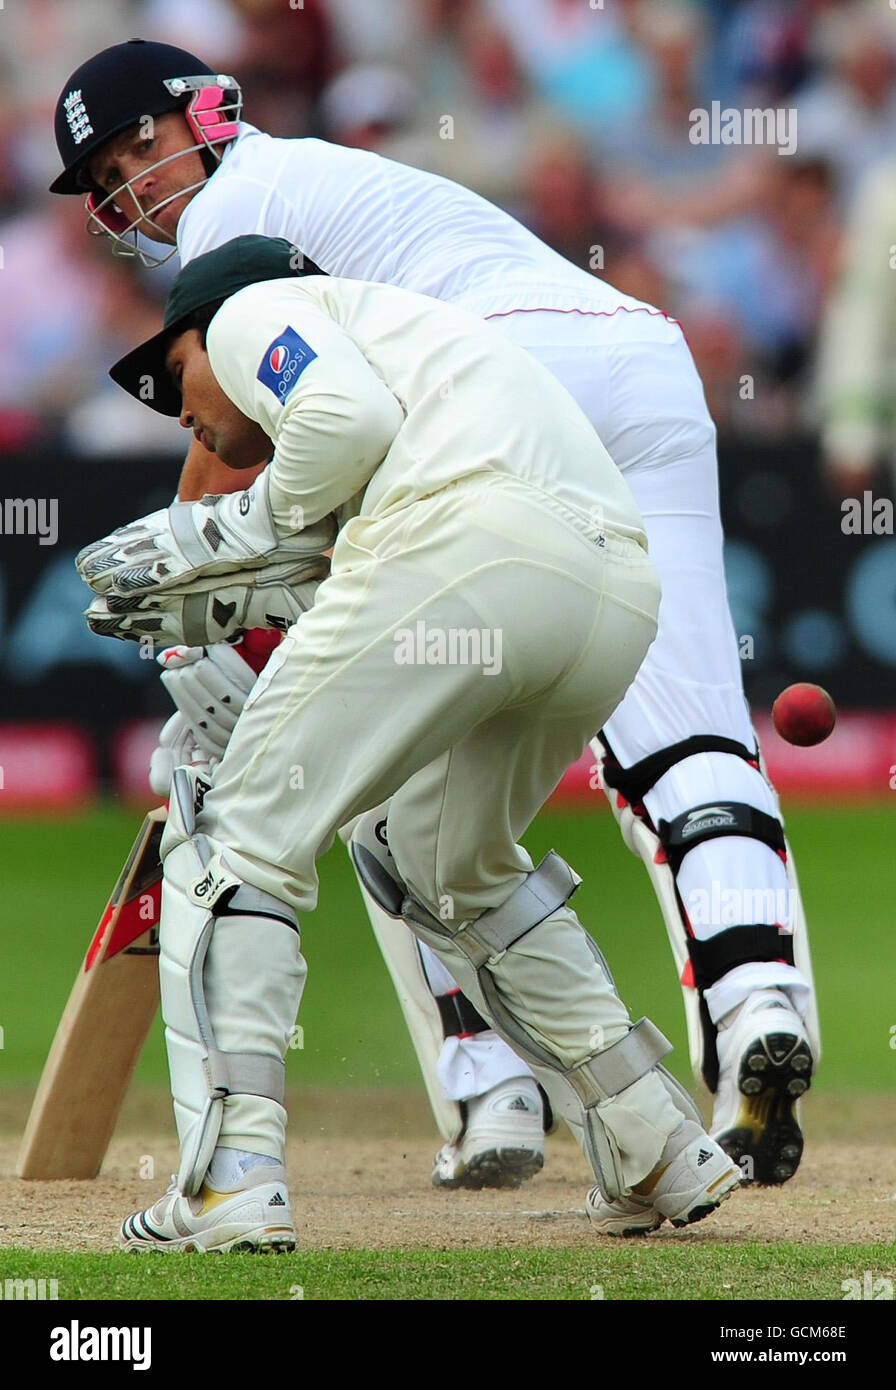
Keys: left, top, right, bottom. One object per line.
{"left": 77, "top": 472, "right": 334, "bottom": 595}
{"left": 77, "top": 473, "right": 334, "bottom": 645}
{"left": 148, "top": 711, "right": 216, "bottom": 797}
{"left": 157, "top": 641, "right": 258, "bottom": 761}
{"left": 83, "top": 567, "right": 322, "bottom": 646}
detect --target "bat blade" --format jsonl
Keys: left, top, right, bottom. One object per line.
{"left": 17, "top": 808, "right": 166, "bottom": 1180}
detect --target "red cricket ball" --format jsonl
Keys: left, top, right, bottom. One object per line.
{"left": 771, "top": 683, "right": 837, "bottom": 746}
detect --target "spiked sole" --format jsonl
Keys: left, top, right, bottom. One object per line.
{"left": 667, "top": 1166, "right": 741, "bottom": 1227}
{"left": 588, "top": 1162, "right": 740, "bottom": 1237}
{"left": 714, "top": 1032, "right": 813, "bottom": 1185}
{"left": 120, "top": 1226, "right": 296, "bottom": 1254}
{"left": 432, "top": 1146, "right": 544, "bottom": 1191}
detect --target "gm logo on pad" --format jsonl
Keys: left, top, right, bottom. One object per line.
{"left": 257, "top": 325, "right": 317, "bottom": 404}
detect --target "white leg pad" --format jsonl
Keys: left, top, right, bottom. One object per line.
{"left": 160, "top": 769, "right": 306, "bottom": 1195}
{"left": 405, "top": 901, "right": 685, "bottom": 1198}
{"left": 348, "top": 810, "right": 537, "bottom": 1137}
{"left": 591, "top": 736, "right": 822, "bottom": 1082}
{"left": 754, "top": 737, "right": 822, "bottom": 1064}
{"left": 351, "top": 822, "right": 689, "bottom": 1198}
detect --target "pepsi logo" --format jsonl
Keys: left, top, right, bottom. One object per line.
{"left": 269, "top": 345, "right": 288, "bottom": 373}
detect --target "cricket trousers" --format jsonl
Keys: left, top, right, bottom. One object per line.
{"left": 193, "top": 473, "right": 689, "bottom": 1182}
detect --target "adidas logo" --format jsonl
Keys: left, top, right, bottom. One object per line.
{"left": 268, "top": 1192, "right": 286, "bottom": 1207}
{"left": 696, "top": 1148, "right": 713, "bottom": 1167}
{"left": 506, "top": 1096, "right": 533, "bottom": 1112}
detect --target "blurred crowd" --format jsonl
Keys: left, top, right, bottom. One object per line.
{"left": 3, "top": 0, "right": 896, "bottom": 493}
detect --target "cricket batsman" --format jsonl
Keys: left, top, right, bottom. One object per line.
{"left": 53, "top": 40, "right": 817, "bottom": 1189}
{"left": 80, "top": 233, "right": 743, "bottom": 1249}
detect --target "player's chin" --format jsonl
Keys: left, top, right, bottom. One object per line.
{"left": 142, "top": 197, "right": 187, "bottom": 241}
{"left": 215, "top": 437, "right": 253, "bottom": 469}
{"left": 138, "top": 215, "right": 178, "bottom": 245}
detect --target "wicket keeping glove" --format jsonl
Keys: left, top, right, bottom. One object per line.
{"left": 78, "top": 472, "right": 334, "bottom": 645}
{"left": 83, "top": 567, "right": 321, "bottom": 646}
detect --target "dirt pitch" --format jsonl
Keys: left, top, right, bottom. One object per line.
{"left": 1, "top": 1088, "right": 895, "bottom": 1253}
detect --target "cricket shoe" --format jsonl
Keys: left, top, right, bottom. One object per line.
{"left": 431, "top": 1077, "right": 545, "bottom": 1189}
{"left": 586, "top": 1121, "right": 741, "bottom": 1236}
{"left": 711, "top": 989, "right": 813, "bottom": 1186}
{"left": 119, "top": 1165, "right": 296, "bottom": 1253}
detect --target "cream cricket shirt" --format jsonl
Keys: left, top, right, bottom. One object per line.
{"left": 205, "top": 275, "right": 647, "bottom": 543}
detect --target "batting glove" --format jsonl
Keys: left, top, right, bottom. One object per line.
{"left": 148, "top": 711, "right": 216, "bottom": 798}
{"left": 157, "top": 642, "right": 257, "bottom": 762}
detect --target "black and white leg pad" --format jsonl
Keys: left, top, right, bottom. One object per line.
{"left": 593, "top": 732, "right": 820, "bottom": 1089}
{"left": 160, "top": 768, "right": 305, "bottom": 1196}
{"left": 351, "top": 830, "right": 695, "bottom": 1200}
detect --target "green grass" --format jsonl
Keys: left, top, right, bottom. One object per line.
{"left": 0, "top": 1243, "right": 892, "bottom": 1301}
{"left": 2, "top": 802, "right": 894, "bottom": 1091}
{"left": 2, "top": 802, "right": 893, "bottom": 1303}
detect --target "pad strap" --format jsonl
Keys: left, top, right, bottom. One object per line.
{"left": 436, "top": 990, "right": 489, "bottom": 1039}
{"left": 687, "top": 924, "right": 796, "bottom": 992}
{"left": 449, "top": 851, "right": 581, "bottom": 963}
{"left": 658, "top": 802, "right": 786, "bottom": 875}
{"left": 206, "top": 1051, "right": 285, "bottom": 1103}
{"left": 600, "top": 734, "right": 759, "bottom": 806}
{"left": 566, "top": 1018, "right": 672, "bottom": 1106}
{"left": 219, "top": 884, "right": 299, "bottom": 931}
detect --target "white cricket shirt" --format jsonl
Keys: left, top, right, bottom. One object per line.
{"left": 179, "top": 124, "right": 654, "bottom": 322}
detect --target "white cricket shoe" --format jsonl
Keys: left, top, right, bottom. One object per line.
{"left": 431, "top": 1077, "right": 545, "bottom": 1189}
{"left": 586, "top": 1121, "right": 741, "bottom": 1236}
{"left": 711, "top": 989, "right": 813, "bottom": 1186}
{"left": 119, "top": 1165, "right": 296, "bottom": 1253}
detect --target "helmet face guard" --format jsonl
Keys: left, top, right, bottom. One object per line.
{"left": 82, "top": 76, "right": 241, "bottom": 268}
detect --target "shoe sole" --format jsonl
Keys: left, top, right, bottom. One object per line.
{"left": 432, "top": 1146, "right": 544, "bottom": 1191}
{"left": 667, "top": 1164, "right": 741, "bottom": 1227}
{"left": 714, "top": 1032, "right": 812, "bottom": 1185}
{"left": 588, "top": 1162, "right": 740, "bottom": 1237}
{"left": 587, "top": 1207, "right": 663, "bottom": 1237}
{"left": 120, "top": 1226, "right": 296, "bottom": 1254}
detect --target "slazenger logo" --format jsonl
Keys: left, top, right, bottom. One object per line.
{"left": 681, "top": 805, "right": 738, "bottom": 838}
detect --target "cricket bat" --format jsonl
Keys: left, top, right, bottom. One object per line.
{"left": 18, "top": 807, "right": 167, "bottom": 1180}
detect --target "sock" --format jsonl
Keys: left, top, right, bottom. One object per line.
{"left": 206, "top": 1147, "right": 281, "bottom": 1190}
